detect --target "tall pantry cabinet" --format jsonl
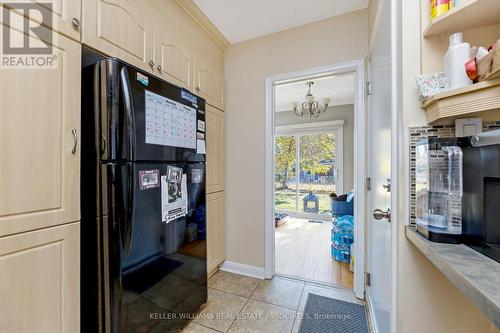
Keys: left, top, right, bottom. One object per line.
{"left": 205, "top": 105, "right": 226, "bottom": 273}
{"left": 0, "top": 0, "right": 227, "bottom": 331}
{"left": 0, "top": 6, "right": 82, "bottom": 333}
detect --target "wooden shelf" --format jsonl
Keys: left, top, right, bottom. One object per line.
{"left": 424, "top": 0, "right": 500, "bottom": 37}
{"left": 422, "top": 78, "right": 500, "bottom": 124}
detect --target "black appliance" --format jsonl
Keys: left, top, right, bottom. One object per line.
{"left": 81, "top": 49, "right": 207, "bottom": 333}
{"left": 462, "top": 130, "right": 500, "bottom": 263}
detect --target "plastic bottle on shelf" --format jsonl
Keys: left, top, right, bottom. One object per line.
{"left": 444, "top": 32, "right": 472, "bottom": 90}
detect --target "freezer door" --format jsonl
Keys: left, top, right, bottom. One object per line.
{"left": 98, "top": 59, "right": 206, "bottom": 163}
{"left": 102, "top": 162, "right": 207, "bottom": 333}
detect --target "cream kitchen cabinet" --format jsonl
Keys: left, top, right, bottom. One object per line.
{"left": 195, "top": 53, "right": 225, "bottom": 110}
{"left": 82, "top": 0, "right": 155, "bottom": 74}
{"left": 206, "top": 105, "right": 225, "bottom": 193}
{"left": 0, "top": 12, "right": 81, "bottom": 237}
{"left": 155, "top": 23, "right": 194, "bottom": 90}
{"left": 0, "top": 222, "right": 80, "bottom": 333}
{"left": 2, "top": 0, "right": 81, "bottom": 41}
{"left": 82, "top": 0, "right": 225, "bottom": 110}
{"left": 207, "top": 191, "right": 225, "bottom": 274}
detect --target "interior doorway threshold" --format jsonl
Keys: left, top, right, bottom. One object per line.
{"left": 275, "top": 273, "right": 353, "bottom": 292}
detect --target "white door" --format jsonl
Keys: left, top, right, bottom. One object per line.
{"left": 366, "top": 0, "right": 394, "bottom": 331}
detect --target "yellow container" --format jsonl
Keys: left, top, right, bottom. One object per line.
{"left": 431, "top": 0, "right": 449, "bottom": 19}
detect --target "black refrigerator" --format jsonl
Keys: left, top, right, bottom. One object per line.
{"left": 81, "top": 52, "right": 207, "bottom": 333}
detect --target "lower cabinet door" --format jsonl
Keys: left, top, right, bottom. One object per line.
{"left": 0, "top": 222, "right": 80, "bottom": 333}
{"left": 207, "top": 192, "right": 225, "bottom": 273}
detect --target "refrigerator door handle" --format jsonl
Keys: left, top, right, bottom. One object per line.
{"left": 123, "top": 162, "right": 135, "bottom": 255}
{"left": 119, "top": 67, "right": 136, "bottom": 161}
{"left": 119, "top": 67, "right": 136, "bottom": 255}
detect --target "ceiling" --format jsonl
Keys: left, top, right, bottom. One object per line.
{"left": 275, "top": 73, "right": 355, "bottom": 112}
{"left": 193, "top": 0, "right": 369, "bottom": 44}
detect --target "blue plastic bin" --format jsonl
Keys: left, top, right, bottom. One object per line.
{"left": 331, "top": 199, "right": 354, "bottom": 217}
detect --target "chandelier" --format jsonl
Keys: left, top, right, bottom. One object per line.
{"left": 292, "top": 81, "right": 331, "bottom": 118}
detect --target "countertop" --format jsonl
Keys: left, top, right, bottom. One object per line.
{"left": 405, "top": 226, "right": 500, "bottom": 327}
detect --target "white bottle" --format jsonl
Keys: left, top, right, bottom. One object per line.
{"left": 444, "top": 32, "right": 472, "bottom": 90}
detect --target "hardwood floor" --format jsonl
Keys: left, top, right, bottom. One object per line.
{"left": 275, "top": 217, "right": 353, "bottom": 289}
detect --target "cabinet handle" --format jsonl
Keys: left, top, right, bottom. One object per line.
{"left": 149, "top": 60, "right": 154, "bottom": 67}
{"left": 71, "top": 128, "right": 78, "bottom": 154}
{"left": 157, "top": 65, "right": 162, "bottom": 72}
{"left": 72, "top": 17, "right": 80, "bottom": 27}
{"left": 196, "top": 86, "right": 200, "bottom": 92}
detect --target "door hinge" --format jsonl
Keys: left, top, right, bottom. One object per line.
{"left": 365, "top": 81, "right": 373, "bottom": 96}
{"left": 365, "top": 272, "right": 371, "bottom": 287}
{"left": 366, "top": 177, "right": 371, "bottom": 191}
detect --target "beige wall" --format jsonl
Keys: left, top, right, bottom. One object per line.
{"left": 398, "top": 0, "right": 499, "bottom": 332}
{"left": 224, "top": 9, "right": 368, "bottom": 268}
{"left": 274, "top": 105, "right": 355, "bottom": 192}
{"left": 368, "top": 0, "right": 379, "bottom": 34}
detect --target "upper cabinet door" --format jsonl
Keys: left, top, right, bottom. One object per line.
{"left": 0, "top": 11, "right": 81, "bottom": 237}
{"left": 155, "top": 25, "right": 194, "bottom": 90}
{"left": 82, "top": 0, "right": 154, "bottom": 73}
{"left": 195, "top": 53, "right": 225, "bottom": 110}
{"left": 2, "top": 0, "right": 81, "bottom": 41}
{"left": 206, "top": 105, "right": 225, "bottom": 193}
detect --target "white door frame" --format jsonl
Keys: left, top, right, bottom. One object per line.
{"left": 265, "top": 59, "right": 366, "bottom": 299}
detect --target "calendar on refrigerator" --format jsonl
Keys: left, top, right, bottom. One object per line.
{"left": 145, "top": 90, "right": 197, "bottom": 149}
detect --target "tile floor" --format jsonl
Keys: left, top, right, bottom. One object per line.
{"left": 171, "top": 271, "right": 366, "bottom": 333}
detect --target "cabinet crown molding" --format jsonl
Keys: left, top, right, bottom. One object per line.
{"left": 175, "top": 0, "right": 230, "bottom": 50}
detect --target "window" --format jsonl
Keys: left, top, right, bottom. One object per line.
{"left": 274, "top": 121, "right": 343, "bottom": 218}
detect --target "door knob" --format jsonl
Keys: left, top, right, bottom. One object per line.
{"left": 149, "top": 60, "right": 154, "bottom": 68}
{"left": 372, "top": 208, "right": 391, "bottom": 222}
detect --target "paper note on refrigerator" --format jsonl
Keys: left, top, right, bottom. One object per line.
{"left": 161, "top": 168, "right": 188, "bottom": 223}
{"left": 197, "top": 139, "right": 206, "bottom": 154}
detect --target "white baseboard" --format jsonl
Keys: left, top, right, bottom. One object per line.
{"left": 220, "top": 261, "right": 266, "bottom": 279}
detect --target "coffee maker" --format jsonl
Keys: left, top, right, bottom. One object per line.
{"left": 415, "top": 137, "right": 466, "bottom": 243}
{"left": 462, "top": 130, "right": 500, "bottom": 263}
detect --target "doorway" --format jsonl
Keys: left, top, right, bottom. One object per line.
{"left": 274, "top": 120, "right": 349, "bottom": 287}
{"left": 265, "top": 60, "right": 366, "bottom": 299}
